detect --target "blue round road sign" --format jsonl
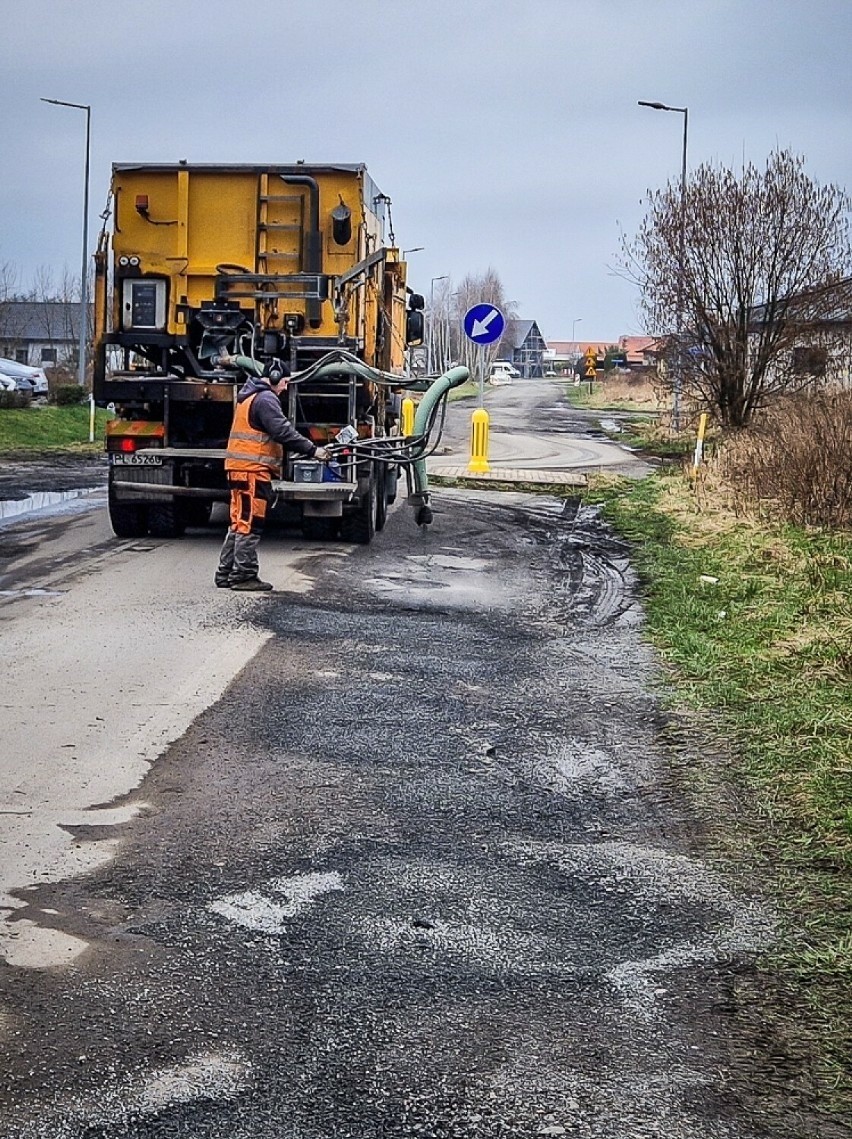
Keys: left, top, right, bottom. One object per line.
{"left": 463, "top": 303, "right": 505, "bottom": 345}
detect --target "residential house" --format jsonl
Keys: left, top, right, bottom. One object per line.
{"left": 0, "top": 301, "right": 89, "bottom": 368}
{"left": 749, "top": 277, "right": 852, "bottom": 391}
{"left": 545, "top": 336, "right": 659, "bottom": 373}
{"left": 505, "top": 319, "right": 546, "bottom": 378}
{"left": 617, "top": 335, "right": 656, "bottom": 368}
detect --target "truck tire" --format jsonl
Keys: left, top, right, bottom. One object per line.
{"left": 375, "top": 463, "right": 388, "bottom": 532}
{"left": 385, "top": 465, "right": 399, "bottom": 505}
{"left": 108, "top": 496, "right": 148, "bottom": 539}
{"left": 148, "top": 503, "right": 186, "bottom": 538}
{"left": 340, "top": 472, "right": 376, "bottom": 545}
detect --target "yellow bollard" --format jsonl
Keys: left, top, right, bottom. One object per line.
{"left": 468, "top": 407, "right": 491, "bottom": 474}
{"left": 401, "top": 396, "right": 415, "bottom": 437}
{"left": 690, "top": 411, "right": 708, "bottom": 477}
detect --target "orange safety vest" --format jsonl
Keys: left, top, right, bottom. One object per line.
{"left": 224, "top": 393, "right": 284, "bottom": 478}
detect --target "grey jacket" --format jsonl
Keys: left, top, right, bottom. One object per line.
{"left": 236, "top": 376, "right": 317, "bottom": 457}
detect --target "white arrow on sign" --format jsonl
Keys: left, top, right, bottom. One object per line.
{"left": 471, "top": 308, "right": 501, "bottom": 338}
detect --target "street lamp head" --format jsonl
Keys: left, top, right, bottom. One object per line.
{"left": 41, "top": 97, "right": 91, "bottom": 111}
{"left": 638, "top": 99, "right": 687, "bottom": 114}
{"left": 403, "top": 246, "right": 425, "bottom": 255}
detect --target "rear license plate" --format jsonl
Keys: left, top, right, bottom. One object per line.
{"left": 110, "top": 453, "right": 163, "bottom": 466}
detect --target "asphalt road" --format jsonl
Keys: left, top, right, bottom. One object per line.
{"left": 431, "top": 381, "right": 652, "bottom": 477}
{"left": 0, "top": 387, "right": 839, "bottom": 1138}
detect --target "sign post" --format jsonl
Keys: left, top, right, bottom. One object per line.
{"left": 462, "top": 303, "right": 505, "bottom": 474}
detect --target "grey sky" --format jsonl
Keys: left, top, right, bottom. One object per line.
{"left": 2, "top": 0, "right": 850, "bottom": 343}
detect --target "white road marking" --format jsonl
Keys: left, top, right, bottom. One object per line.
{"left": 210, "top": 870, "right": 344, "bottom": 934}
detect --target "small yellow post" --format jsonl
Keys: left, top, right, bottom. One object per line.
{"left": 690, "top": 411, "right": 708, "bottom": 477}
{"left": 468, "top": 407, "right": 490, "bottom": 474}
{"left": 401, "top": 396, "right": 415, "bottom": 437}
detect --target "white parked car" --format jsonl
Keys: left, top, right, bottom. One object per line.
{"left": 0, "top": 357, "right": 49, "bottom": 396}
{"left": 489, "top": 361, "right": 520, "bottom": 386}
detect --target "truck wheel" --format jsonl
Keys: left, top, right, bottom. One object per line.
{"left": 385, "top": 465, "right": 399, "bottom": 505}
{"left": 148, "top": 503, "right": 186, "bottom": 538}
{"left": 340, "top": 473, "right": 376, "bottom": 545}
{"left": 375, "top": 464, "right": 388, "bottom": 532}
{"left": 108, "top": 496, "right": 148, "bottom": 539}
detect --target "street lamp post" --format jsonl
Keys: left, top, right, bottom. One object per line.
{"left": 638, "top": 99, "right": 688, "bottom": 430}
{"left": 42, "top": 97, "right": 93, "bottom": 439}
{"left": 428, "top": 275, "right": 448, "bottom": 374}
{"left": 572, "top": 317, "right": 582, "bottom": 345}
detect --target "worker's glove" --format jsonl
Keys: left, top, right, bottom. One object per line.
{"left": 314, "top": 446, "right": 330, "bottom": 461}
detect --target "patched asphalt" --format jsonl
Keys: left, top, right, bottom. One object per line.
{"left": 0, "top": 488, "right": 838, "bottom": 1138}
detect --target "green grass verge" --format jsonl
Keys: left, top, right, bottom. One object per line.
{"left": 564, "top": 383, "right": 694, "bottom": 460}
{"left": 447, "top": 380, "right": 482, "bottom": 402}
{"left": 615, "top": 420, "right": 696, "bottom": 460}
{"left": 587, "top": 469, "right": 852, "bottom": 1105}
{"left": 0, "top": 406, "right": 109, "bottom": 453}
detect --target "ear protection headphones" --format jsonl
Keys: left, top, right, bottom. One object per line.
{"left": 264, "top": 358, "right": 286, "bottom": 383}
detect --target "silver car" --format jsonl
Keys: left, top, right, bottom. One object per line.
{"left": 0, "top": 357, "right": 49, "bottom": 396}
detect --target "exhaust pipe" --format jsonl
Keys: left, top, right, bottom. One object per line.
{"left": 282, "top": 174, "right": 323, "bottom": 329}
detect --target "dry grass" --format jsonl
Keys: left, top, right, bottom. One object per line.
{"left": 569, "top": 371, "right": 663, "bottom": 411}
{"left": 715, "top": 390, "right": 852, "bottom": 529}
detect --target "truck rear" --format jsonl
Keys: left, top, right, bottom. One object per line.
{"left": 93, "top": 163, "right": 424, "bottom": 541}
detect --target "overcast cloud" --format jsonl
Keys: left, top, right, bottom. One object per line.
{"left": 2, "top": 0, "right": 850, "bottom": 342}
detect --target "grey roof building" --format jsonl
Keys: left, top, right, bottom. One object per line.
{"left": 506, "top": 319, "right": 546, "bottom": 378}
{"left": 0, "top": 301, "right": 89, "bottom": 368}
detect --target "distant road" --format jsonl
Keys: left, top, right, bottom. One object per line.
{"left": 432, "top": 377, "right": 652, "bottom": 476}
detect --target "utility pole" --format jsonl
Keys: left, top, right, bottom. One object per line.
{"left": 638, "top": 99, "right": 688, "bottom": 430}
{"left": 428, "top": 275, "right": 448, "bottom": 374}
{"left": 42, "top": 97, "right": 93, "bottom": 439}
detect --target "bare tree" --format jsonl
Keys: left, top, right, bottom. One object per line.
{"left": 430, "top": 277, "right": 455, "bottom": 375}
{"left": 447, "top": 269, "right": 518, "bottom": 381}
{"left": 623, "top": 150, "right": 851, "bottom": 428}
{"left": 0, "top": 262, "right": 25, "bottom": 356}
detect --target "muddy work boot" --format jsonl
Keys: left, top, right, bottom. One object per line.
{"left": 230, "top": 577, "right": 274, "bottom": 592}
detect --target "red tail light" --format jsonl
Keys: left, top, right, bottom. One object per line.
{"left": 119, "top": 438, "right": 138, "bottom": 453}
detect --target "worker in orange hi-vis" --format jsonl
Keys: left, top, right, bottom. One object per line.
{"left": 215, "top": 360, "right": 328, "bottom": 592}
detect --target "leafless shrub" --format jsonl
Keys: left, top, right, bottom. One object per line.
{"left": 622, "top": 150, "right": 852, "bottom": 428}
{"left": 0, "top": 390, "right": 31, "bottom": 409}
{"left": 717, "top": 390, "right": 852, "bottom": 528}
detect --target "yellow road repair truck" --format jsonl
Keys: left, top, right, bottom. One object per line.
{"left": 93, "top": 163, "right": 428, "bottom": 541}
